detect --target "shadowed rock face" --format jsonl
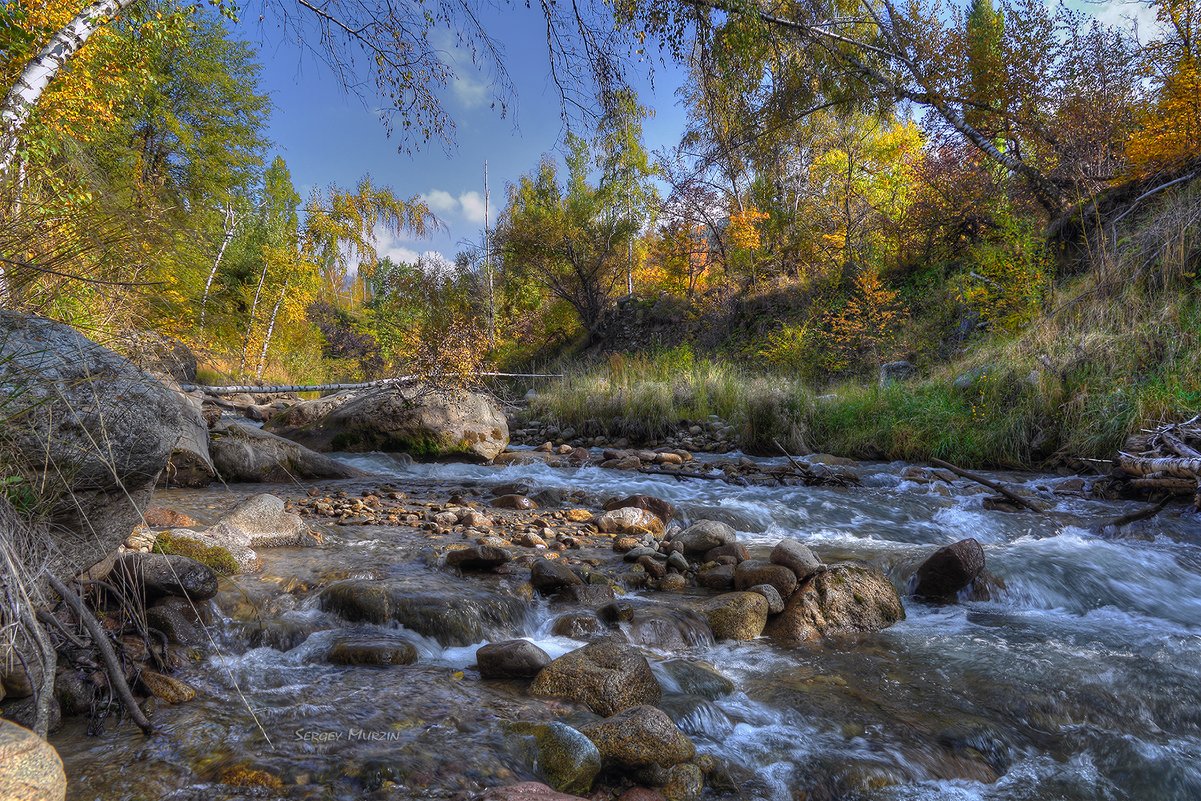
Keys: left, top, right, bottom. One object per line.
{"left": 207, "top": 420, "right": 366, "bottom": 483}
{"left": 265, "top": 385, "right": 509, "bottom": 462}
{"left": 0, "top": 312, "right": 185, "bottom": 587}
{"left": 912, "top": 538, "right": 986, "bottom": 602}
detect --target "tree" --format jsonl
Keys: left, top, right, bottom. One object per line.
{"left": 301, "top": 177, "right": 434, "bottom": 303}
{"left": 826, "top": 269, "right": 905, "bottom": 373}
{"left": 496, "top": 134, "right": 637, "bottom": 339}
{"left": 595, "top": 88, "right": 659, "bottom": 295}
{"left": 1126, "top": 0, "right": 1201, "bottom": 174}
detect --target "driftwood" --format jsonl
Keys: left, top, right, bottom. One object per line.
{"left": 637, "top": 467, "right": 748, "bottom": 486}
{"left": 928, "top": 457, "right": 1046, "bottom": 513}
{"left": 773, "top": 440, "right": 860, "bottom": 488}
{"left": 181, "top": 372, "right": 563, "bottom": 396}
{"left": 1108, "top": 495, "right": 1173, "bottom": 528}
{"left": 47, "top": 574, "right": 154, "bottom": 735}
{"left": 1116, "top": 417, "right": 1201, "bottom": 507}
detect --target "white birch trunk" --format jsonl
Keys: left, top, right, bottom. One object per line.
{"left": 0, "top": 0, "right": 138, "bottom": 175}
{"left": 199, "top": 202, "right": 239, "bottom": 330}
{"left": 238, "top": 261, "right": 269, "bottom": 377}
{"left": 255, "top": 280, "right": 288, "bottom": 381}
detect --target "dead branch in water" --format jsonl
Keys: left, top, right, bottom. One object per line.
{"left": 928, "top": 458, "right": 1046, "bottom": 513}
{"left": 637, "top": 467, "right": 746, "bottom": 486}
{"left": 47, "top": 574, "right": 154, "bottom": 735}
{"left": 1108, "top": 495, "right": 1173, "bottom": 528}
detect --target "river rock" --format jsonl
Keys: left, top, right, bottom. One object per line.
{"left": 145, "top": 596, "right": 209, "bottom": 645}
{"left": 477, "top": 640, "right": 551, "bottom": 679}
{"left": 704, "top": 544, "right": 749, "bottom": 563}
{"left": 531, "top": 559, "right": 583, "bottom": 594}
{"left": 139, "top": 670, "right": 197, "bottom": 704}
{"left": 580, "top": 705, "right": 696, "bottom": 768}
{"left": 530, "top": 640, "right": 661, "bottom": 716}
{"left": 0, "top": 312, "right": 185, "bottom": 591}
{"left": 747, "top": 584, "right": 785, "bottom": 614}
{"left": 528, "top": 722, "right": 602, "bottom": 795}
{"left": 492, "top": 494, "right": 539, "bottom": 510}
{"left": 596, "top": 507, "right": 665, "bottom": 537}
{"left": 478, "top": 782, "right": 588, "bottom": 801}
{"left": 116, "top": 553, "right": 218, "bottom": 601}
{"left": 327, "top": 635, "right": 418, "bottom": 666}
{"left": 0, "top": 720, "right": 66, "bottom": 801}
{"left": 912, "top": 538, "right": 986, "bottom": 602}
{"left": 733, "top": 560, "right": 798, "bottom": 599}
{"left": 660, "top": 659, "right": 735, "bottom": 700}
{"left": 702, "top": 592, "right": 768, "bottom": 641}
{"left": 320, "top": 579, "right": 527, "bottom": 646}
{"left": 770, "top": 540, "right": 822, "bottom": 582}
{"left": 208, "top": 420, "right": 367, "bottom": 483}
{"left": 697, "top": 564, "right": 735, "bottom": 590}
{"left": 266, "top": 385, "right": 509, "bottom": 462}
{"left": 603, "top": 495, "right": 676, "bottom": 524}
{"left": 675, "top": 521, "right": 736, "bottom": 554}
{"left": 764, "top": 563, "right": 905, "bottom": 642}
{"left": 550, "top": 613, "right": 608, "bottom": 640}
{"left": 214, "top": 493, "right": 313, "bottom": 547}
{"left": 446, "top": 544, "right": 512, "bottom": 571}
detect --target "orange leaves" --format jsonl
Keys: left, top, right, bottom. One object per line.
{"left": 825, "top": 270, "right": 905, "bottom": 373}
{"left": 726, "top": 204, "right": 769, "bottom": 252}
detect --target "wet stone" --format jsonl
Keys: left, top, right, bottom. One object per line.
{"left": 477, "top": 639, "right": 551, "bottom": 679}
{"left": 326, "top": 634, "right": 418, "bottom": 666}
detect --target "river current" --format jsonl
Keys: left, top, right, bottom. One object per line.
{"left": 52, "top": 453, "right": 1201, "bottom": 801}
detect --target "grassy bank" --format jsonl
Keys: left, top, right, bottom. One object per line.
{"left": 528, "top": 284, "right": 1201, "bottom": 469}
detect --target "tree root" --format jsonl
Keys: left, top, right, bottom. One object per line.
{"left": 46, "top": 574, "right": 154, "bottom": 735}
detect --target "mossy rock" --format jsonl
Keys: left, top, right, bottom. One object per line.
{"left": 153, "top": 531, "right": 239, "bottom": 576}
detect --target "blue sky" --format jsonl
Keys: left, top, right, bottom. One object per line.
{"left": 234, "top": 0, "right": 1152, "bottom": 265}
{"left": 236, "top": 7, "right": 690, "bottom": 264}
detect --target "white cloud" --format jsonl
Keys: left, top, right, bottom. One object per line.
{"left": 1094, "top": 0, "right": 1160, "bottom": 36}
{"left": 458, "top": 190, "right": 487, "bottom": 224}
{"left": 421, "top": 189, "right": 459, "bottom": 214}
{"left": 451, "top": 73, "right": 490, "bottom": 110}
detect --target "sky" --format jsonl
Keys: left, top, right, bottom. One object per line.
{"left": 235, "top": 7, "right": 690, "bottom": 266}
{"left": 234, "top": 0, "right": 1155, "bottom": 266}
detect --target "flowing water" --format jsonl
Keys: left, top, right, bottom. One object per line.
{"left": 52, "top": 454, "right": 1201, "bottom": 801}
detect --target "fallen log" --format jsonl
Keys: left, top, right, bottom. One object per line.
{"left": 180, "top": 372, "right": 563, "bottom": 396}
{"left": 1108, "top": 495, "right": 1173, "bottom": 528}
{"left": 1118, "top": 453, "right": 1201, "bottom": 480}
{"left": 928, "top": 457, "right": 1046, "bottom": 513}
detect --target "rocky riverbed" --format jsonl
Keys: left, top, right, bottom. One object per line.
{"left": 44, "top": 451, "right": 1201, "bottom": 801}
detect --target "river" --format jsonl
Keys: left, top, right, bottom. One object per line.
{"left": 52, "top": 453, "right": 1201, "bottom": 801}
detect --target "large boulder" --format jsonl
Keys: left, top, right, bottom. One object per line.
{"left": 266, "top": 385, "right": 509, "bottom": 462}
{"left": 0, "top": 312, "right": 185, "bottom": 587}
{"left": 0, "top": 720, "right": 66, "bottom": 801}
{"left": 579, "top": 705, "right": 696, "bottom": 768}
{"left": 208, "top": 420, "right": 367, "bottom": 483}
{"left": 214, "top": 493, "right": 312, "bottom": 548}
{"left": 529, "top": 640, "right": 661, "bottom": 716}
{"left": 112, "top": 330, "right": 197, "bottom": 384}
{"left": 911, "top": 538, "right": 986, "bottom": 602}
{"left": 764, "top": 563, "right": 905, "bottom": 642}
{"left": 160, "top": 391, "right": 216, "bottom": 488}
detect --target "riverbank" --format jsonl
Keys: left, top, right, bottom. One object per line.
{"left": 46, "top": 452, "right": 1201, "bottom": 800}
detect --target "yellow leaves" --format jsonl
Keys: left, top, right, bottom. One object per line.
{"left": 727, "top": 205, "right": 769, "bottom": 252}
{"left": 1126, "top": 56, "right": 1201, "bottom": 175}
